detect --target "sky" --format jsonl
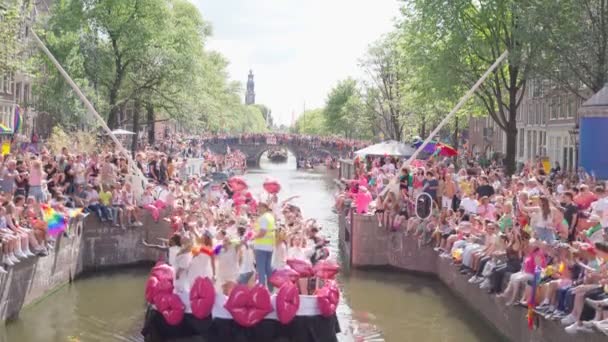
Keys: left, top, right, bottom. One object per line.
{"left": 191, "top": 0, "right": 401, "bottom": 126}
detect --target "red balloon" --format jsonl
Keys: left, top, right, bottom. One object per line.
{"left": 316, "top": 286, "right": 337, "bottom": 317}
{"left": 313, "top": 260, "right": 340, "bottom": 280}
{"left": 224, "top": 284, "right": 272, "bottom": 327}
{"left": 276, "top": 283, "right": 300, "bottom": 325}
{"left": 228, "top": 176, "right": 248, "bottom": 192}
{"left": 145, "top": 276, "right": 160, "bottom": 303}
{"left": 263, "top": 178, "right": 281, "bottom": 194}
{"left": 269, "top": 268, "right": 299, "bottom": 288}
{"left": 158, "top": 293, "right": 185, "bottom": 326}
{"left": 151, "top": 264, "right": 175, "bottom": 281}
{"left": 286, "top": 259, "right": 314, "bottom": 278}
{"left": 190, "top": 277, "right": 215, "bottom": 319}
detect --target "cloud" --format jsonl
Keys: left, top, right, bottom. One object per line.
{"left": 192, "top": 0, "right": 400, "bottom": 126}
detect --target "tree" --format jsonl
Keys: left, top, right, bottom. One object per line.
{"left": 360, "top": 34, "right": 412, "bottom": 141}
{"left": 293, "top": 109, "right": 328, "bottom": 135}
{"left": 404, "top": 0, "right": 538, "bottom": 175}
{"left": 253, "top": 104, "right": 273, "bottom": 129}
{"left": 533, "top": 0, "right": 608, "bottom": 97}
{"left": 0, "top": 0, "right": 30, "bottom": 74}
{"left": 323, "top": 78, "right": 373, "bottom": 138}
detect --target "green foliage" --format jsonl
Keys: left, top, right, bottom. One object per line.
{"left": 322, "top": 78, "right": 373, "bottom": 139}
{"left": 293, "top": 109, "right": 327, "bottom": 135}
{"left": 33, "top": 0, "right": 266, "bottom": 134}
{"left": 0, "top": 0, "right": 30, "bottom": 74}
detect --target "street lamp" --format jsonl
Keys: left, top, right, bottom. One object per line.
{"left": 568, "top": 124, "right": 579, "bottom": 172}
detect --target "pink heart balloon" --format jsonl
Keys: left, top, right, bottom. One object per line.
{"left": 269, "top": 268, "right": 300, "bottom": 289}
{"left": 190, "top": 277, "right": 215, "bottom": 319}
{"left": 316, "top": 286, "right": 337, "bottom": 317}
{"left": 160, "top": 293, "right": 185, "bottom": 326}
{"left": 263, "top": 178, "right": 281, "bottom": 194}
{"left": 313, "top": 260, "right": 340, "bottom": 280}
{"left": 156, "top": 278, "right": 174, "bottom": 294}
{"left": 286, "top": 259, "right": 314, "bottom": 278}
{"left": 145, "top": 276, "right": 160, "bottom": 304}
{"left": 276, "top": 283, "right": 300, "bottom": 325}
{"left": 151, "top": 264, "right": 175, "bottom": 281}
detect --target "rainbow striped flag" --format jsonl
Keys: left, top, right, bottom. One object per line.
{"left": 527, "top": 266, "right": 542, "bottom": 330}
{"left": 42, "top": 204, "right": 67, "bottom": 237}
{"left": 13, "top": 106, "right": 21, "bottom": 134}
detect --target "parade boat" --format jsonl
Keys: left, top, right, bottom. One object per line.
{"left": 141, "top": 263, "right": 342, "bottom": 342}
{"left": 267, "top": 148, "right": 288, "bottom": 162}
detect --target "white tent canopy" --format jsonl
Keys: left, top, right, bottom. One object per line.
{"left": 354, "top": 140, "right": 417, "bottom": 158}
{"left": 109, "top": 129, "right": 135, "bottom": 135}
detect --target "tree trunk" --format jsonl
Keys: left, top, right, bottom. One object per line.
{"left": 131, "top": 100, "right": 141, "bottom": 158}
{"left": 108, "top": 89, "right": 119, "bottom": 129}
{"left": 419, "top": 116, "right": 426, "bottom": 138}
{"left": 504, "top": 118, "right": 518, "bottom": 176}
{"left": 146, "top": 103, "right": 155, "bottom": 145}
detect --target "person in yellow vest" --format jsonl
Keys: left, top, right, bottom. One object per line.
{"left": 253, "top": 202, "right": 276, "bottom": 289}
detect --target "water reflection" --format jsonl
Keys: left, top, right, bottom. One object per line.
{"left": 0, "top": 152, "right": 501, "bottom": 342}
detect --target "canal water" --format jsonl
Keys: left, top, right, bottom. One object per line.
{"left": 0, "top": 154, "right": 504, "bottom": 342}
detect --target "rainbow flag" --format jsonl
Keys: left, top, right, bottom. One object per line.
{"left": 42, "top": 205, "right": 67, "bottom": 237}
{"left": 13, "top": 106, "right": 21, "bottom": 134}
{"left": 527, "top": 266, "right": 542, "bottom": 330}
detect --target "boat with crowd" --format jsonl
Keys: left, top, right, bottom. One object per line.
{"left": 141, "top": 170, "right": 341, "bottom": 342}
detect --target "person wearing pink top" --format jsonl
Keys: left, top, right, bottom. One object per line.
{"left": 477, "top": 196, "right": 496, "bottom": 221}
{"left": 498, "top": 246, "right": 546, "bottom": 305}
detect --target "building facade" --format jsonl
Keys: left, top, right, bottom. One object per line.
{"left": 467, "top": 79, "right": 585, "bottom": 171}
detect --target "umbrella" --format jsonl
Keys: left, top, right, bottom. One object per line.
{"left": 354, "top": 140, "right": 417, "bottom": 158}
{"left": 0, "top": 123, "right": 13, "bottom": 135}
{"left": 110, "top": 129, "right": 135, "bottom": 135}
{"left": 436, "top": 143, "right": 458, "bottom": 157}
{"left": 412, "top": 140, "right": 438, "bottom": 154}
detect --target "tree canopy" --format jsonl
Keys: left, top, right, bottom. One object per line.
{"left": 33, "top": 0, "right": 267, "bottom": 137}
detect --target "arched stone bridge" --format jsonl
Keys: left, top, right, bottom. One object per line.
{"left": 202, "top": 135, "right": 354, "bottom": 166}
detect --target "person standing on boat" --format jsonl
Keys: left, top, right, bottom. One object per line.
{"left": 253, "top": 202, "right": 276, "bottom": 290}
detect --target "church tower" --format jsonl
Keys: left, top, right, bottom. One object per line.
{"left": 245, "top": 70, "right": 255, "bottom": 105}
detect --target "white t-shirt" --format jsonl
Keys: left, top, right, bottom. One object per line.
{"left": 460, "top": 197, "right": 478, "bottom": 214}
{"left": 272, "top": 242, "right": 287, "bottom": 269}
{"left": 239, "top": 245, "right": 255, "bottom": 274}
{"left": 216, "top": 246, "right": 238, "bottom": 283}
{"left": 174, "top": 252, "right": 192, "bottom": 293}
{"left": 168, "top": 246, "right": 180, "bottom": 267}
{"left": 187, "top": 253, "right": 213, "bottom": 289}
{"left": 592, "top": 197, "right": 608, "bottom": 227}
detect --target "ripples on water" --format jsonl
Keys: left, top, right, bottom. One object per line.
{"left": 0, "top": 153, "right": 502, "bottom": 342}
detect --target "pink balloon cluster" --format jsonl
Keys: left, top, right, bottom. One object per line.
{"left": 316, "top": 281, "right": 340, "bottom": 317}
{"left": 145, "top": 263, "right": 186, "bottom": 326}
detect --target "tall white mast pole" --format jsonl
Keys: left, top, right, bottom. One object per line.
{"left": 31, "top": 30, "right": 147, "bottom": 194}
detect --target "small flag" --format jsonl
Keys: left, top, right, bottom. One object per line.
{"left": 13, "top": 106, "right": 22, "bottom": 134}
{"left": 527, "top": 266, "right": 542, "bottom": 329}
{"left": 42, "top": 204, "right": 67, "bottom": 237}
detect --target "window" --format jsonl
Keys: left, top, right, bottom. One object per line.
{"left": 567, "top": 96, "right": 575, "bottom": 118}
{"left": 536, "top": 102, "right": 541, "bottom": 124}
{"left": 3, "top": 73, "right": 11, "bottom": 94}
{"left": 0, "top": 74, "right": 4, "bottom": 94}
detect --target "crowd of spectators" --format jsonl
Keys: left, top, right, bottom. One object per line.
{"left": 339, "top": 155, "right": 608, "bottom": 335}
{"left": 0, "top": 136, "right": 248, "bottom": 275}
